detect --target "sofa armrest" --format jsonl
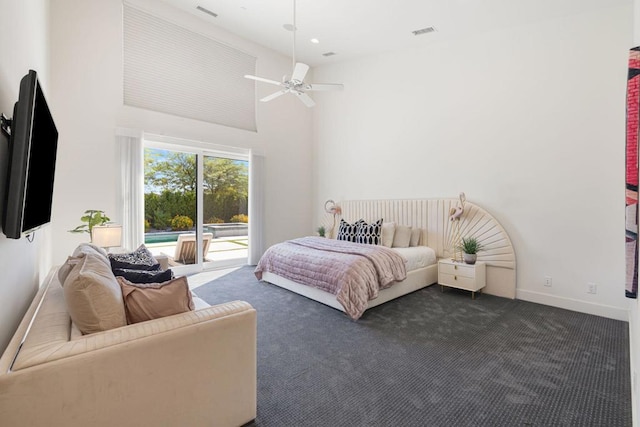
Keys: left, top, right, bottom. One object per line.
{"left": 0, "top": 300, "right": 257, "bottom": 427}
{"left": 12, "top": 300, "right": 253, "bottom": 370}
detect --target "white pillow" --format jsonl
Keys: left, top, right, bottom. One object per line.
{"left": 410, "top": 228, "right": 421, "bottom": 247}
{"left": 380, "top": 222, "right": 395, "bottom": 248}
{"left": 392, "top": 225, "right": 411, "bottom": 248}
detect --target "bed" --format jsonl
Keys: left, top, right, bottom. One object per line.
{"left": 255, "top": 198, "right": 517, "bottom": 319}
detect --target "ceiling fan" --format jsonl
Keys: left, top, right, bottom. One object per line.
{"left": 244, "top": 0, "right": 343, "bottom": 107}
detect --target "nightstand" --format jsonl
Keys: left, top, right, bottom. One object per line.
{"left": 438, "top": 259, "right": 486, "bottom": 299}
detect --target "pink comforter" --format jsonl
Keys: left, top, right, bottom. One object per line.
{"left": 254, "top": 236, "right": 407, "bottom": 319}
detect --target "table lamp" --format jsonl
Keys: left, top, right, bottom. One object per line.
{"left": 91, "top": 224, "right": 123, "bottom": 252}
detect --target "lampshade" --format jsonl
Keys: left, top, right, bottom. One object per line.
{"left": 91, "top": 224, "right": 123, "bottom": 249}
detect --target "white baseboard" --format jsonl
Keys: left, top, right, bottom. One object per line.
{"left": 516, "top": 289, "right": 629, "bottom": 322}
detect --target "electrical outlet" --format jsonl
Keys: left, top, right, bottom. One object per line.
{"left": 587, "top": 282, "right": 597, "bottom": 294}
{"left": 544, "top": 276, "right": 552, "bottom": 287}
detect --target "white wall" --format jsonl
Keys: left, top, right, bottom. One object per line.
{"left": 0, "top": 0, "right": 51, "bottom": 353}
{"left": 49, "top": 0, "right": 313, "bottom": 266}
{"left": 312, "top": 4, "right": 632, "bottom": 320}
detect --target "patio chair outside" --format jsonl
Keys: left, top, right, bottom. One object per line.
{"left": 171, "top": 232, "right": 213, "bottom": 265}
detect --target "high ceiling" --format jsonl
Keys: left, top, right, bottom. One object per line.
{"left": 161, "top": 0, "right": 622, "bottom": 67}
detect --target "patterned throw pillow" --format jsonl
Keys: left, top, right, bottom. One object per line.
{"left": 336, "top": 219, "right": 364, "bottom": 242}
{"left": 355, "top": 218, "right": 383, "bottom": 245}
{"left": 112, "top": 268, "right": 174, "bottom": 284}
{"left": 108, "top": 244, "right": 161, "bottom": 271}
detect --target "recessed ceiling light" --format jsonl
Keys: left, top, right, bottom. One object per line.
{"left": 322, "top": 52, "right": 336, "bottom": 57}
{"left": 310, "top": 38, "right": 319, "bottom": 44}
{"left": 196, "top": 5, "right": 218, "bottom": 18}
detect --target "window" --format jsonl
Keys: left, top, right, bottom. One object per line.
{"left": 123, "top": 4, "right": 257, "bottom": 131}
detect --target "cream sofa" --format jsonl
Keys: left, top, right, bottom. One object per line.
{"left": 0, "top": 259, "right": 257, "bottom": 426}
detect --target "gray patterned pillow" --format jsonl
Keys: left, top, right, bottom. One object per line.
{"left": 337, "top": 219, "right": 364, "bottom": 242}
{"left": 355, "top": 218, "right": 383, "bottom": 245}
{"left": 108, "top": 244, "right": 160, "bottom": 271}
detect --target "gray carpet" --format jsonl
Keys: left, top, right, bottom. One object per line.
{"left": 194, "top": 266, "right": 632, "bottom": 427}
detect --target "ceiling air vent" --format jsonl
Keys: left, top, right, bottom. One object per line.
{"left": 322, "top": 52, "right": 337, "bottom": 57}
{"left": 196, "top": 5, "right": 218, "bottom": 18}
{"left": 412, "top": 26, "right": 436, "bottom": 36}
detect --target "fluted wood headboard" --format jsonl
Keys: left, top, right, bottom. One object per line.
{"left": 333, "top": 198, "right": 516, "bottom": 299}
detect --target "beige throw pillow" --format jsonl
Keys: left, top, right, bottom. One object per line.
{"left": 58, "top": 243, "right": 111, "bottom": 284}
{"left": 57, "top": 255, "right": 83, "bottom": 285}
{"left": 62, "top": 253, "right": 127, "bottom": 334}
{"left": 380, "top": 222, "right": 396, "bottom": 248}
{"left": 410, "top": 228, "right": 422, "bottom": 247}
{"left": 392, "top": 225, "right": 412, "bottom": 248}
{"left": 118, "top": 276, "right": 195, "bottom": 324}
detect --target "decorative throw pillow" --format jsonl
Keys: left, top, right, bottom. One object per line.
{"left": 62, "top": 253, "right": 127, "bottom": 334}
{"left": 108, "top": 244, "right": 160, "bottom": 271}
{"left": 336, "top": 219, "right": 364, "bottom": 242}
{"left": 58, "top": 255, "right": 84, "bottom": 285}
{"left": 355, "top": 218, "right": 383, "bottom": 245}
{"left": 392, "top": 225, "right": 412, "bottom": 248}
{"left": 59, "top": 243, "right": 112, "bottom": 284}
{"left": 112, "top": 267, "right": 174, "bottom": 284}
{"left": 118, "top": 276, "right": 195, "bottom": 324}
{"left": 380, "top": 222, "right": 396, "bottom": 248}
{"left": 410, "top": 228, "right": 422, "bottom": 247}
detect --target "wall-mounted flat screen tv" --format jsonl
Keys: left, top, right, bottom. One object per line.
{"left": 2, "top": 70, "right": 58, "bottom": 239}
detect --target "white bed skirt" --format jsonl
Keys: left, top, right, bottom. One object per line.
{"left": 261, "top": 263, "right": 438, "bottom": 315}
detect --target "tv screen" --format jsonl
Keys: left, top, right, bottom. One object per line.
{"left": 2, "top": 70, "right": 58, "bottom": 239}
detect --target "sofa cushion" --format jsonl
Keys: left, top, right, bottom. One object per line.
{"left": 58, "top": 243, "right": 111, "bottom": 284}
{"left": 73, "top": 242, "right": 110, "bottom": 260}
{"left": 112, "top": 267, "right": 174, "bottom": 284}
{"left": 62, "top": 253, "right": 127, "bottom": 334}
{"left": 108, "top": 244, "right": 161, "bottom": 271}
{"left": 118, "top": 276, "right": 195, "bottom": 324}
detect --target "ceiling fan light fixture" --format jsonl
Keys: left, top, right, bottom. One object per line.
{"left": 244, "top": 0, "right": 343, "bottom": 108}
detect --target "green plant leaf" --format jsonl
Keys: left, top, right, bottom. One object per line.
{"left": 457, "top": 236, "right": 483, "bottom": 254}
{"left": 69, "top": 210, "right": 111, "bottom": 235}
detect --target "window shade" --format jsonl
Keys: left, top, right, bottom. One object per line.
{"left": 123, "top": 5, "right": 257, "bottom": 132}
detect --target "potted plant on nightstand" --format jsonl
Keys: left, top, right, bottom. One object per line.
{"left": 317, "top": 225, "right": 326, "bottom": 238}
{"left": 458, "top": 236, "right": 483, "bottom": 265}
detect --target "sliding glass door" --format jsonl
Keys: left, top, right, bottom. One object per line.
{"left": 202, "top": 155, "right": 249, "bottom": 268}
{"left": 143, "top": 143, "right": 249, "bottom": 274}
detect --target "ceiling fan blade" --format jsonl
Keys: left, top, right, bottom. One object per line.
{"left": 260, "top": 90, "right": 288, "bottom": 102}
{"left": 295, "top": 92, "right": 316, "bottom": 107}
{"left": 244, "top": 75, "right": 283, "bottom": 86}
{"left": 291, "top": 63, "right": 310, "bottom": 82}
{"left": 305, "top": 83, "right": 344, "bottom": 91}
